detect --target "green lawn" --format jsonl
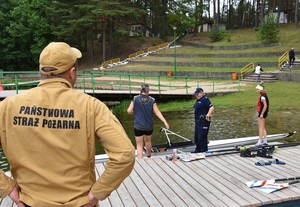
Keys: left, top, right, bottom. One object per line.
{"left": 134, "top": 56, "right": 279, "bottom": 63}
{"left": 109, "top": 24, "right": 300, "bottom": 73}
{"left": 160, "top": 45, "right": 287, "bottom": 54}
{"left": 156, "top": 81, "right": 300, "bottom": 112}
{"left": 113, "top": 81, "right": 300, "bottom": 114}
{"left": 111, "top": 24, "right": 300, "bottom": 113}
{"left": 113, "top": 63, "right": 277, "bottom": 72}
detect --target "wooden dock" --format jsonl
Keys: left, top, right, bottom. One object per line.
{"left": 1, "top": 145, "right": 300, "bottom": 206}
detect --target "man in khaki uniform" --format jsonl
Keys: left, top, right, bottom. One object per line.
{"left": 0, "top": 42, "right": 135, "bottom": 207}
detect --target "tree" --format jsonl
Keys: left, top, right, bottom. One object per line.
{"left": 295, "top": 0, "right": 298, "bottom": 28}
{"left": 91, "top": 0, "right": 143, "bottom": 61}
{"left": 257, "top": 13, "right": 280, "bottom": 44}
{"left": 0, "top": 1, "right": 14, "bottom": 70}
{"left": 0, "top": 0, "right": 50, "bottom": 71}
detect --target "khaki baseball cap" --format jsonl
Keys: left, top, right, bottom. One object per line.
{"left": 39, "top": 42, "right": 82, "bottom": 75}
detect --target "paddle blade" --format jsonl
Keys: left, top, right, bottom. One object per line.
{"left": 257, "top": 183, "right": 289, "bottom": 193}
{"left": 179, "top": 152, "right": 205, "bottom": 162}
{"left": 246, "top": 179, "right": 275, "bottom": 188}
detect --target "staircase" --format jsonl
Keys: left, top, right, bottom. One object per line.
{"left": 280, "top": 59, "right": 300, "bottom": 71}
{"left": 241, "top": 72, "right": 278, "bottom": 82}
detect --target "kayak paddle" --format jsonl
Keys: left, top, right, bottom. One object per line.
{"left": 246, "top": 176, "right": 300, "bottom": 188}
{"left": 257, "top": 180, "right": 299, "bottom": 193}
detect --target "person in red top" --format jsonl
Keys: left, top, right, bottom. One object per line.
{"left": 255, "top": 82, "right": 269, "bottom": 146}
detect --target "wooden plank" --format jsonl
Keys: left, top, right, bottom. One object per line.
{"left": 128, "top": 168, "right": 162, "bottom": 206}
{"left": 270, "top": 153, "right": 300, "bottom": 176}
{"left": 96, "top": 163, "right": 137, "bottom": 207}
{"left": 141, "top": 159, "right": 189, "bottom": 207}
{"left": 204, "top": 154, "right": 267, "bottom": 205}
{"left": 217, "top": 154, "right": 280, "bottom": 205}
{"left": 95, "top": 164, "right": 112, "bottom": 207}
{"left": 114, "top": 182, "right": 137, "bottom": 207}
{"left": 96, "top": 163, "right": 124, "bottom": 207}
{"left": 229, "top": 154, "right": 298, "bottom": 202}
{"left": 164, "top": 159, "right": 231, "bottom": 207}
{"left": 274, "top": 148, "right": 300, "bottom": 168}
{"left": 155, "top": 158, "right": 219, "bottom": 207}
{"left": 189, "top": 159, "right": 252, "bottom": 206}
{"left": 120, "top": 176, "right": 147, "bottom": 206}
{"left": 214, "top": 155, "right": 285, "bottom": 204}
{"left": 145, "top": 158, "right": 200, "bottom": 207}
{"left": 134, "top": 160, "right": 175, "bottom": 207}
{"left": 267, "top": 148, "right": 300, "bottom": 199}
{"left": 1, "top": 145, "right": 300, "bottom": 207}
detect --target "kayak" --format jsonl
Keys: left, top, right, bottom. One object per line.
{"left": 208, "top": 132, "right": 295, "bottom": 149}
{"left": 151, "top": 128, "right": 296, "bottom": 152}
{"left": 95, "top": 130, "right": 296, "bottom": 162}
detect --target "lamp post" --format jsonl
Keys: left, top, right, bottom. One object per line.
{"left": 173, "top": 26, "right": 177, "bottom": 76}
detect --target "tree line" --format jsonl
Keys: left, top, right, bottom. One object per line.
{"left": 0, "top": 0, "right": 298, "bottom": 71}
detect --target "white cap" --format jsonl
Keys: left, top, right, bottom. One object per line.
{"left": 256, "top": 85, "right": 264, "bottom": 91}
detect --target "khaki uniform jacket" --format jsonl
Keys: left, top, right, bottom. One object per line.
{"left": 0, "top": 78, "right": 135, "bottom": 206}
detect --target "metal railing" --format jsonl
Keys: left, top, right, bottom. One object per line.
{"left": 240, "top": 62, "right": 255, "bottom": 78}
{"left": 76, "top": 71, "right": 241, "bottom": 95}
{"left": 278, "top": 51, "right": 288, "bottom": 69}
{"left": 147, "top": 43, "right": 169, "bottom": 53}
{"left": 100, "top": 58, "right": 121, "bottom": 68}
{"left": 0, "top": 71, "right": 242, "bottom": 96}
{"left": 128, "top": 50, "right": 144, "bottom": 59}
{"left": 0, "top": 71, "right": 40, "bottom": 94}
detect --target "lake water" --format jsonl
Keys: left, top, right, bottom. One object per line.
{"left": 119, "top": 109, "right": 300, "bottom": 146}
{"left": 1, "top": 109, "right": 299, "bottom": 171}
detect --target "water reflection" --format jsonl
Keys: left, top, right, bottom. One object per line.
{"left": 1, "top": 109, "right": 299, "bottom": 171}
{"left": 119, "top": 109, "right": 300, "bottom": 146}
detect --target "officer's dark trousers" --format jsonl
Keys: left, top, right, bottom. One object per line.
{"left": 194, "top": 120, "right": 210, "bottom": 153}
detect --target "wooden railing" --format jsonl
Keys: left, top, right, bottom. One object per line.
{"left": 278, "top": 51, "right": 288, "bottom": 69}
{"left": 240, "top": 62, "right": 255, "bottom": 78}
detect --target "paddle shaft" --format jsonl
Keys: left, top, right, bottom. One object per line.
{"left": 288, "top": 180, "right": 300, "bottom": 185}
{"left": 276, "top": 177, "right": 300, "bottom": 182}
{"left": 206, "top": 150, "right": 240, "bottom": 157}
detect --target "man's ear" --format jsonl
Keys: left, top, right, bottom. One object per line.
{"left": 68, "top": 67, "right": 76, "bottom": 78}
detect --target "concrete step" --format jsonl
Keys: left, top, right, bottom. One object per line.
{"left": 240, "top": 79, "right": 277, "bottom": 83}
{"left": 247, "top": 74, "right": 276, "bottom": 78}
{"left": 280, "top": 61, "right": 300, "bottom": 71}
{"left": 241, "top": 72, "right": 277, "bottom": 82}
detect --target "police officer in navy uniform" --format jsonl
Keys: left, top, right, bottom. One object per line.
{"left": 192, "top": 88, "right": 214, "bottom": 153}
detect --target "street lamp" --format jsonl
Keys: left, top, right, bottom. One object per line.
{"left": 173, "top": 26, "right": 177, "bottom": 76}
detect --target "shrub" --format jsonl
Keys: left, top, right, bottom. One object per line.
{"left": 257, "top": 13, "right": 280, "bottom": 44}
{"left": 209, "top": 26, "right": 227, "bottom": 42}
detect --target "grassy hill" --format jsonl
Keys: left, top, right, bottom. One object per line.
{"left": 95, "top": 23, "right": 300, "bottom": 73}
{"left": 183, "top": 23, "right": 299, "bottom": 48}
